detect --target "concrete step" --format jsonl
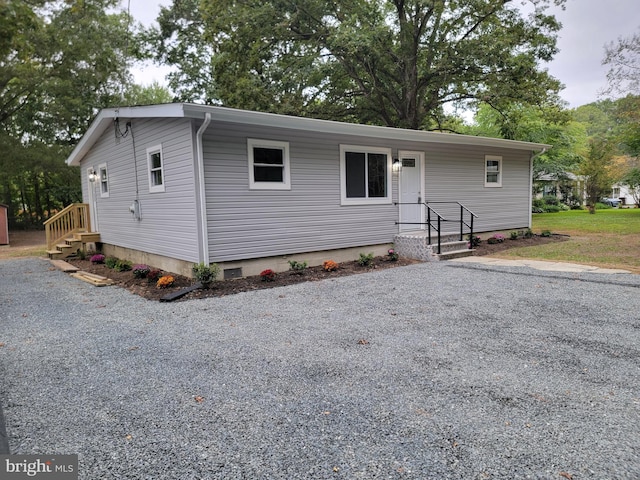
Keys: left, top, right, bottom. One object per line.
{"left": 436, "top": 249, "right": 475, "bottom": 261}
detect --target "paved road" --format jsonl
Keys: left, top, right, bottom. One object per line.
{"left": 1, "top": 257, "right": 639, "bottom": 479}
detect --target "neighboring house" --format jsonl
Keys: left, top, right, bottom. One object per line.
{"left": 63, "top": 104, "right": 550, "bottom": 277}
{"left": 611, "top": 184, "right": 639, "bottom": 207}
{"left": 535, "top": 172, "right": 585, "bottom": 206}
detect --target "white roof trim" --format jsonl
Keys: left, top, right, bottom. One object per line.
{"left": 66, "top": 103, "right": 551, "bottom": 166}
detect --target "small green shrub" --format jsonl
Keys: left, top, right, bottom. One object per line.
{"left": 509, "top": 231, "right": 519, "bottom": 240}
{"left": 542, "top": 195, "right": 559, "bottom": 206}
{"left": 288, "top": 260, "right": 308, "bottom": 275}
{"left": 114, "top": 259, "right": 132, "bottom": 272}
{"left": 595, "top": 202, "right": 612, "bottom": 210}
{"left": 192, "top": 262, "right": 221, "bottom": 286}
{"left": 105, "top": 256, "right": 118, "bottom": 269}
{"left": 487, "top": 237, "right": 499, "bottom": 244}
{"left": 358, "top": 252, "right": 374, "bottom": 267}
{"left": 467, "top": 234, "right": 482, "bottom": 247}
{"left": 540, "top": 230, "right": 552, "bottom": 237}
{"left": 544, "top": 205, "right": 561, "bottom": 213}
{"left": 524, "top": 228, "right": 534, "bottom": 239}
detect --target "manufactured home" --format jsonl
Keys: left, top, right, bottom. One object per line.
{"left": 49, "top": 104, "right": 549, "bottom": 278}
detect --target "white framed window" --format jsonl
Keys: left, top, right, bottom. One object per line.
{"left": 98, "top": 163, "right": 109, "bottom": 198}
{"left": 146, "top": 145, "right": 165, "bottom": 193}
{"left": 485, "top": 155, "right": 502, "bottom": 187}
{"left": 340, "top": 145, "right": 392, "bottom": 205}
{"left": 612, "top": 187, "right": 620, "bottom": 197}
{"left": 248, "top": 139, "right": 291, "bottom": 190}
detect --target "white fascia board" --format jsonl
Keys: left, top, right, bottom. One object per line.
{"left": 182, "top": 104, "right": 552, "bottom": 152}
{"left": 67, "top": 103, "right": 551, "bottom": 166}
{"left": 66, "top": 104, "right": 189, "bottom": 166}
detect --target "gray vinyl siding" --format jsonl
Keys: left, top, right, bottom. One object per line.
{"left": 203, "top": 122, "right": 400, "bottom": 262}
{"left": 424, "top": 145, "right": 531, "bottom": 232}
{"left": 81, "top": 118, "right": 200, "bottom": 262}
{"left": 203, "top": 122, "right": 532, "bottom": 262}
{"left": 204, "top": 122, "right": 530, "bottom": 262}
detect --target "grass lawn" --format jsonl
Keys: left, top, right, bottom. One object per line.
{"left": 495, "top": 208, "right": 640, "bottom": 273}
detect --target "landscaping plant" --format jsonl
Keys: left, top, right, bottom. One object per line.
{"left": 192, "top": 262, "right": 221, "bottom": 287}
{"left": 358, "top": 253, "right": 374, "bottom": 267}
{"left": 288, "top": 260, "right": 308, "bottom": 275}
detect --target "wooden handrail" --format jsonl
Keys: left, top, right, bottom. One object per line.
{"left": 44, "top": 203, "right": 92, "bottom": 249}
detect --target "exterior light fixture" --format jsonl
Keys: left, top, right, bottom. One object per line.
{"left": 392, "top": 158, "right": 401, "bottom": 172}
{"left": 88, "top": 169, "right": 98, "bottom": 183}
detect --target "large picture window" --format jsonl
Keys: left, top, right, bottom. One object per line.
{"left": 340, "top": 145, "right": 392, "bottom": 205}
{"left": 248, "top": 139, "right": 291, "bottom": 190}
{"left": 485, "top": 155, "right": 502, "bottom": 187}
{"left": 147, "top": 145, "right": 165, "bottom": 193}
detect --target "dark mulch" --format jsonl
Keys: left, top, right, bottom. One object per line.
{"left": 66, "top": 234, "right": 568, "bottom": 302}
{"left": 66, "top": 256, "right": 422, "bottom": 302}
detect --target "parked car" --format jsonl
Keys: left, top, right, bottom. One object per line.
{"left": 602, "top": 197, "right": 621, "bottom": 207}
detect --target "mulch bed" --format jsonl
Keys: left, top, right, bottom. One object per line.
{"left": 66, "top": 234, "right": 568, "bottom": 302}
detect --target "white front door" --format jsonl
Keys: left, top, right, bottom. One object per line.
{"left": 398, "top": 151, "right": 424, "bottom": 232}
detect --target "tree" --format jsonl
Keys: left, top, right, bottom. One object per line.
{"left": 146, "top": 0, "right": 565, "bottom": 129}
{"left": 620, "top": 167, "right": 640, "bottom": 207}
{"left": 466, "top": 102, "right": 586, "bottom": 180}
{"left": 0, "top": 0, "right": 138, "bottom": 228}
{"left": 580, "top": 138, "right": 615, "bottom": 214}
{"left": 603, "top": 29, "right": 640, "bottom": 96}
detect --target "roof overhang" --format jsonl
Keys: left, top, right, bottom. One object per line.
{"left": 66, "top": 103, "right": 552, "bottom": 166}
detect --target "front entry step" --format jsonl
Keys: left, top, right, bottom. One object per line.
{"left": 394, "top": 232, "right": 475, "bottom": 261}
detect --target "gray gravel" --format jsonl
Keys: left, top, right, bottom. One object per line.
{"left": 1, "top": 257, "right": 640, "bottom": 479}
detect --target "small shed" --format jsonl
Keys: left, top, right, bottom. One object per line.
{"left": 0, "top": 204, "right": 8, "bottom": 245}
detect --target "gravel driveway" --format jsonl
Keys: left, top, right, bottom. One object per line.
{"left": 1, "top": 257, "right": 639, "bottom": 479}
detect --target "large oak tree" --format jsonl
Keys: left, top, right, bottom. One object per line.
{"left": 148, "top": 0, "right": 566, "bottom": 129}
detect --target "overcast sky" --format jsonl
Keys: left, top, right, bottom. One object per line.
{"left": 128, "top": 0, "right": 639, "bottom": 109}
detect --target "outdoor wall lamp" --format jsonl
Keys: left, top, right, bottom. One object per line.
{"left": 392, "top": 158, "right": 401, "bottom": 172}
{"left": 88, "top": 169, "right": 98, "bottom": 183}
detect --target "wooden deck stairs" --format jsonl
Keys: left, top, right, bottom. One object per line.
{"left": 46, "top": 231, "right": 101, "bottom": 260}
{"left": 44, "top": 203, "right": 100, "bottom": 260}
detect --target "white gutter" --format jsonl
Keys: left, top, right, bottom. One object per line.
{"left": 196, "top": 113, "right": 212, "bottom": 263}
{"left": 529, "top": 147, "right": 548, "bottom": 228}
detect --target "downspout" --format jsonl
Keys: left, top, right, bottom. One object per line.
{"left": 196, "top": 113, "right": 212, "bottom": 263}
{"left": 529, "top": 147, "right": 548, "bottom": 228}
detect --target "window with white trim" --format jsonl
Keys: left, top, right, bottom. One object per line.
{"left": 485, "top": 155, "right": 502, "bottom": 187}
{"left": 98, "top": 163, "right": 109, "bottom": 198}
{"left": 340, "top": 145, "right": 392, "bottom": 205}
{"left": 147, "top": 145, "right": 165, "bottom": 193}
{"left": 248, "top": 139, "right": 291, "bottom": 190}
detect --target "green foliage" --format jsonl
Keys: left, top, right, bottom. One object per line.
{"left": 105, "top": 256, "right": 118, "bottom": 269}
{"left": 192, "top": 262, "right": 221, "bottom": 286}
{"left": 510, "top": 231, "right": 519, "bottom": 240}
{"left": 288, "top": 260, "right": 308, "bottom": 275}
{"left": 524, "top": 228, "right": 534, "bottom": 239}
{"left": 540, "top": 230, "right": 552, "bottom": 237}
{"left": 357, "top": 253, "right": 374, "bottom": 267}
{"left": 580, "top": 138, "right": 615, "bottom": 213}
{"left": 132, "top": 264, "right": 151, "bottom": 279}
{"left": 114, "top": 259, "right": 132, "bottom": 272}
{"left": 149, "top": 0, "right": 565, "bottom": 129}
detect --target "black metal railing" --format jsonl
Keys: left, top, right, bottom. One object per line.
{"left": 395, "top": 201, "right": 478, "bottom": 254}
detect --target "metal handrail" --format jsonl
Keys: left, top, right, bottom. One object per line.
{"left": 395, "top": 201, "right": 478, "bottom": 254}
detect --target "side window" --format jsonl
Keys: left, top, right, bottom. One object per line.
{"left": 340, "top": 145, "right": 392, "bottom": 205}
{"left": 98, "top": 163, "right": 109, "bottom": 198}
{"left": 485, "top": 155, "right": 502, "bottom": 187}
{"left": 147, "top": 145, "right": 165, "bottom": 193}
{"left": 248, "top": 139, "right": 291, "bottom": 190}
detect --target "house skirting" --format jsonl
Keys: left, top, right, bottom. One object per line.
{"left": 100, "top": 243, "right": 394, "bottom": 279}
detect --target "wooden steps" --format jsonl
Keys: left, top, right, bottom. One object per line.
{"left": 50, "top": 259, "right": 80, "bottom": 272}
{"left": 47, "top": 232, "right": 100, "bottom": 260}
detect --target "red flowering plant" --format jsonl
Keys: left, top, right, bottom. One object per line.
{"left": 260, "top": 269, "right": 276, "bottom": 282}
